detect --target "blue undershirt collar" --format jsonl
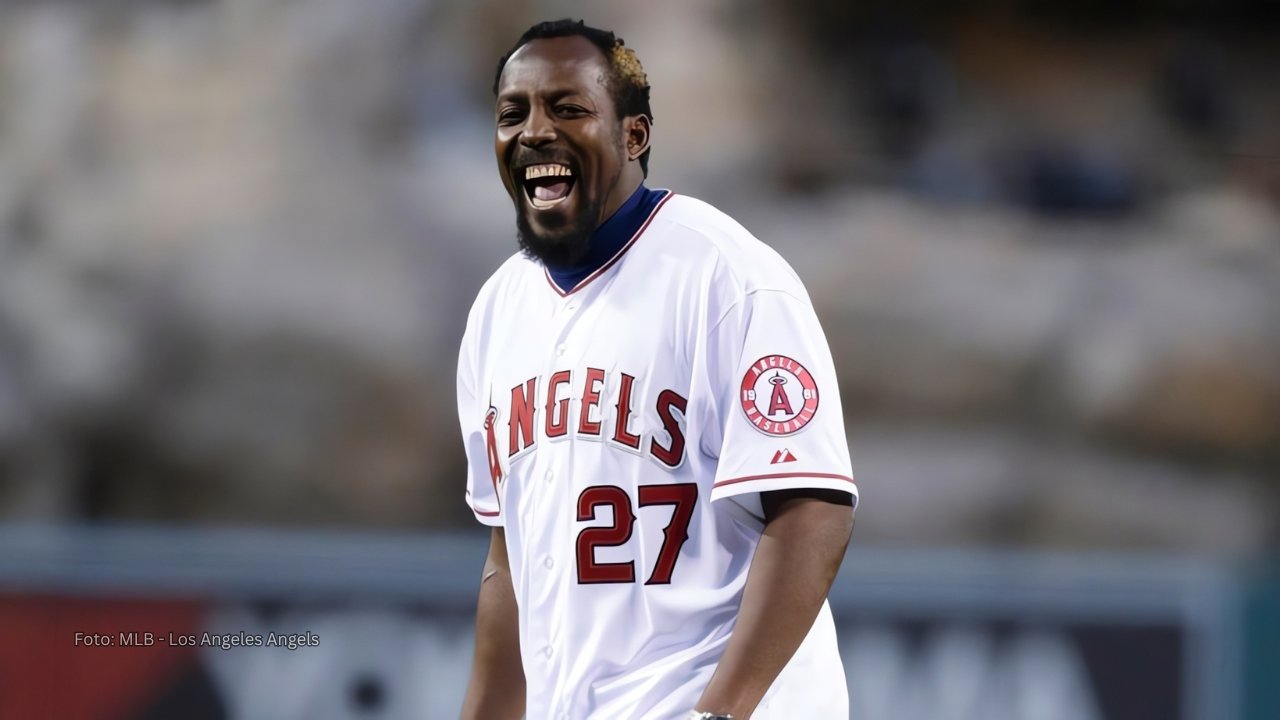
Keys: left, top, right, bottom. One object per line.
{"left": 545, "top": 185, "right": 669, "bottom": 294}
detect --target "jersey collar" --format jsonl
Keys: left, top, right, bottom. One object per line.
{"left": 544, "top": 185, "right": 671, "bottom": 296}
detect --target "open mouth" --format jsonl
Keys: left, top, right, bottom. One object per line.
{"left": 521, "top": 163, "right": 576, "bottom": 210}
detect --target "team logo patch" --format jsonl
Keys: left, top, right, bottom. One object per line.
{"left": 739, "top": 355, "right": 819, "bottom": 436}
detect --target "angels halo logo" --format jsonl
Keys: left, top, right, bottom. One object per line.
{"left": 739, "top": 354, "right": 819, "bottom": 436}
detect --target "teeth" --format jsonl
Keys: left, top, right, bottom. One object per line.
{"left": 524, "top": 164, "right": 573, "bottom": 180}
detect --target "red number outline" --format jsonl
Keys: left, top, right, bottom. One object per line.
{"left": 575, "top": 486, "right": 636, "bottom": 583}
{"left": 638, "top": 483, "right": 698, "bottom": 584}
{"left": 574, "top": 483, "right": 698, "bottom": 585}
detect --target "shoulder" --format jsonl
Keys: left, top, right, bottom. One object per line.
{"left": 463, "top": 251, "right": 539, "bottom": 333}
{"left": 652, "top": 193, "right": 810, "bottom": 301}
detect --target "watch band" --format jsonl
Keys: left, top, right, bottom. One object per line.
{"left": 687, "top": 712, "right": 734, "bottom": 720}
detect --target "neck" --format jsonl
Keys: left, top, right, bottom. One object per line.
{"left": 598, "top": 173, "right": 644, "bottom": 229}
{"left": 544, "top": 183, "right": 669, "bottom": 294}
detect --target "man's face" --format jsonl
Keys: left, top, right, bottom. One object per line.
{"left": 494, "top": 36, "right": 631, "bottom": 266}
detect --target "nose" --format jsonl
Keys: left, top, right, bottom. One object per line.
{"left": 520, "top": 106, "right": 556, "bottom": 148}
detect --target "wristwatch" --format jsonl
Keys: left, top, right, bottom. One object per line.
{"left": 687, "top": 713, "right": 734, "bottom": 720}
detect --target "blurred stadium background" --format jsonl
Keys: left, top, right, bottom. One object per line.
{"left": 0, "top": 0, "right": 1276, "bottom": 718}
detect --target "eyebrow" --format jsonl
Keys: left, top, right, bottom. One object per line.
{"left": 496, "top": 87, "right": 590, "bottom": 105}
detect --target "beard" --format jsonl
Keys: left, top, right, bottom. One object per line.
{"left": 514, "top": 191, "right": 604, "bottom": 268}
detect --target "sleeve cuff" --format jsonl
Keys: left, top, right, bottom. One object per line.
{"left": 466, "top": 494, "right": 504, "bottom": 527}
{"left": 710, "top": 471, "right": 858, "bottom": 510}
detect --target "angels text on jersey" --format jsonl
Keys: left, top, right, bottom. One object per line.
{"left": 484, "top": 365, "right": 689, "bottom": 488}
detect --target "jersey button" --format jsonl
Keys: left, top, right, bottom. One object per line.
{"left": 543, "top": 556, "right": 554, "bottom": 569}
{"left": 555, "top": 344, "right": 566, "bottom": 356}
{"left": 543, "top": 646, "right": 553, "bottom": 658}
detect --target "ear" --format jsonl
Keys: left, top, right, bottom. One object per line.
{"left": 623, "top": 114, "right": 651, "bottom": 163}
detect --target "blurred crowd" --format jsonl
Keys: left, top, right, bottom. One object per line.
{"left": 0, "top": 0, "right": 1276, "bottom": 552}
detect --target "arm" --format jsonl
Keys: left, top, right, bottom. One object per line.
{"left": 460, "top": 528, "right": 525, "bottom": 720}
{"left": 694, "top": 488, "right": 854, "bottom": 719}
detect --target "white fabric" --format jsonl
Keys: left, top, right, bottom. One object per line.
{"left": 457, "top": 193, "right": 856, "bottom": 719}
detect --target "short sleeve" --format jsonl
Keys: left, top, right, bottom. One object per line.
{"left": 457, "top": 312, "right": 504, "bottom": 527}
{"left": 705, "top": 289, "right": 857, "bottom": 508}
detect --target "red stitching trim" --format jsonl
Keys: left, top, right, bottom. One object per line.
{"left": 544, "top": 191, "right": 674, "bottom": 297}
{"left": 714, "top": 472, "right": 855, "bottom": 488}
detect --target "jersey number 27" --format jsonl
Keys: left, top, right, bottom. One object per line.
{"left": 576, "top": 483, "right": 698, "bottom": 585}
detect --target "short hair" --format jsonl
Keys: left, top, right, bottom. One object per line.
{"left": 493, "top": 19, "right": 653, "bottom": 176}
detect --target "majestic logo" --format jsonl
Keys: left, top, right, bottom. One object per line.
{"left": 740, "top": 355, "right": 819, "bottom": 436}
{"left": 770, "top": 448, "right": 798, "bottom": 464}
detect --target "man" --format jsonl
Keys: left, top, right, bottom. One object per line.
{"left": 457, "top": 19, "right": 857, "bottom": 720}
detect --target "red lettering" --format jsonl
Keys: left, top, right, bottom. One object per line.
{"left": 505, "top": 366, "right": 686, "bottom": 467}
{"left": 612, "top": 373, "right": 641, "bottom": 449}
{"left": 509, "top": 377, "right": 537, "bottom": 456}
{"left": 579, "top": 368, "right": 605, "bottom": 436}
{"left": 649, "top": 390, "right": 688, "bottom": 467}
{"left": 545, "top": 370, "right": 571, "bottom": 438}
{"left": 484, "top": 408, "right": 502, "bottom": 486}
{"left": 767, "top": 374, "right": 794, "bottom": 416}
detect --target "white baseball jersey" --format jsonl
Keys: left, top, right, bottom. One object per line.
{"left": 457, "top": 188, "right": 858, "bottom": 719}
